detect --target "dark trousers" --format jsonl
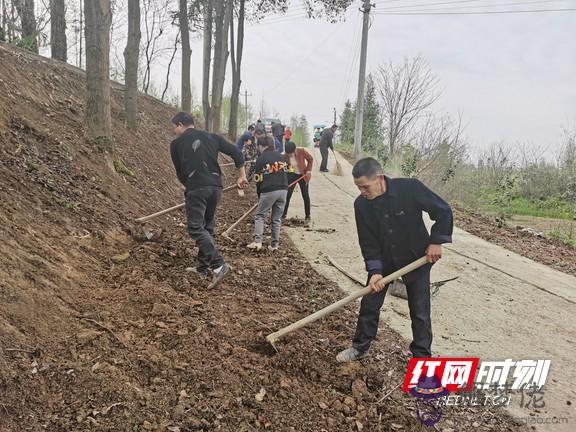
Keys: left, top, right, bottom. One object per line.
{"left": 319, "top": 146, "right": 329, "bottom": 171}
{"left": 352, "top": 269, "right": 432, "bottom": 357}
{"left": 283, "top": 173, "right": 311, "bottom": 219}
{"left": 185, "top": 186, "right": 224, "bottom": 272}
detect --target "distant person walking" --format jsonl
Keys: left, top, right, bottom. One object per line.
{"left": 319, "top": 124, "right": 337, "bottom": 172}
{"left": 282, "top": 141, "right": 313, "bottom": 222}
{"left": 255, "top": 119, "right": 265, "bottom": 134}
{"left": 248, "top": 135, "right": 289, "bottom": 252}
{"left": 170, "top": 112, "right": 248, "bottom": 289}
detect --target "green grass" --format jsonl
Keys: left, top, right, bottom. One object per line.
{"left": 480, "top": 195, "right": 574, "bottom": 220}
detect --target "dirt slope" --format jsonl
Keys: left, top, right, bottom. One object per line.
{"left": 0, "top": 43, "right": 525, "bottom": 431}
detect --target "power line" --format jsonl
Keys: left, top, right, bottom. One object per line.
{"left": 374, "top": 7, "right": 576, "bottom": 14}
{"left": 375, "top": 0, "right": 576, "bottom": 12}
{"left": 339, "top": 12, "right": 363, "bottom": 106}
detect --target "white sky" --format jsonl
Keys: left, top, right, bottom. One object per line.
{"left": 58, "top": 0, "right": 576, "bottom": 157}
{"left": 227, "top": 1, "right": 576, "bottom": 157}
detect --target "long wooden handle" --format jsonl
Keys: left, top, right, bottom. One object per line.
{"left": 135, "top": 184, "right": 236, "bottom": 223}
{"left": 222, "top": 202, "right": 259, "bottom": 237}
{"left": 266, "top": 256, "right": 429, "bottom": 345}
{"left": 221, "top": 175, "right": 305, "bottom": 238}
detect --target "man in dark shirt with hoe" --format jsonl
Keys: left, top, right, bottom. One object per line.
{"left": 170, "top": 112, "right": 248, "bottom": 289}
{"left": 337, "top": 157, "right": 453, "bottom": 362}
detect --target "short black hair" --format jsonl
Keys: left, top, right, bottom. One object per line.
{"left": 284, "top": 141, "right": 296, "bottom": 154}
{"left": 171, "top": 112, "right": 195, "bottom": 126}
{"left": 331, "top": 124, "right": 338, "bottom": 130}
{"left": 352, "top": 157, "right": 383, "bottom": 179}
{"left": 248, "top": 124, "right": 255, "bottom": 131}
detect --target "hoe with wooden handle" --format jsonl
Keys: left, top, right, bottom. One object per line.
{"left": 221, "top": 175, "right": 306, "bottom": 241}
{"left": 135, "top": 184, "right": 237, "bottom": 224}
{"left": 265, "top": 256, "right": 429, "bottom": 349}
{"left": 134, "top": 185, "right": 238, "bottom": 240}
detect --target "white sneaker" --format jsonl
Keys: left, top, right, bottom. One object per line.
{"left": 336, "top": 347, "right": 368, "bottom": 363}
{"left": 247, "top": 242, "right": 263, "bottom": 251}
{"left": 268, "top": 245, "right": 279, "bottom": 251}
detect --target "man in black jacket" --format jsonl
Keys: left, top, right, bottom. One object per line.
{"left": 170, "top": 112, "right": 248, "bottom": 289}
{"left": 337, "top": 157, "right": 453, "bottom": 362}
{"left": 319, "top": 124, "right": 337, "bottom": 172}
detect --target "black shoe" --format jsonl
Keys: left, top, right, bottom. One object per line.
{"left": 207, "top": 263, "right": 231, "bottom": 289}
{"left": 320, "top": 169, "right": 329, "bottom": 173}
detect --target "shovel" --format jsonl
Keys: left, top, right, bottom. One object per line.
{"left": 265, "top": 256, "right": 429, "bottom": 349}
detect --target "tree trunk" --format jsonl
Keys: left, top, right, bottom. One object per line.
{"left": 210, "top": 0, "right": 231, "bottom": 133}
{"left": 123, "top": 0, "right": 140, "bottom": 131}
{"left": 13, "top": 0, "right": 37, "bottom": 52}
{"left": 50, "top": 0, "right": 67, "bottom": 61}
{"left": 202, "top": 0, "right": 213, "bottom": 130}
{"left": 1, "top": 0, "right": 7, "bottom": 42}
{"left": 84, "top": 0, "right": 112, "bottom": 146}
{"left": 227, "top": 0, "right": 244, "bottom": 140}
{"left": 179, "top": 0, "right": 191, "bottom": 112}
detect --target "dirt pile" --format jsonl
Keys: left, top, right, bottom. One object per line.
{"left": 0, "top": 43, "right": 525, "bottom": 431}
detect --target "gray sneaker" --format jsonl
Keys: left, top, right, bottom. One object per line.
{"left": 207, "top": 263, "right": 231, "bottom": 289}
{"left": 336, "top": 347, "right": 368, "bottom": 363}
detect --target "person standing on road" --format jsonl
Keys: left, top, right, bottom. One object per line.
{"left": 282, "top": 141, "right": 313, "bottom": 222}
{"left": 319, "top": 124, "right": 337, "bottom": 172}
{"left": 170, "top": 112, "right": 249, "bottom": 289}
{"left": 337, "top": 157, "right": 453, "bottom": 362}
{"left": 248, "top": 135, "right": 289, "bottom": 252}
{"left": 255, "top": 119, "right": 265, "bottom": 134}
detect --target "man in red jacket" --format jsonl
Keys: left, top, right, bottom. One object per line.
{"left": 282, "top": 141, "right": 313, "bottom": 222}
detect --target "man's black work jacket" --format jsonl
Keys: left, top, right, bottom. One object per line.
{"left": 354, "top": 176, "right": 453, "bottom": 279}
{"left": 170, "top": 128, "right": 244, "bottom": 191}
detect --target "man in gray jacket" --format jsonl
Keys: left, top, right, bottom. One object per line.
{"left": 319, "top": 124, "right": 337, "bottom": 172}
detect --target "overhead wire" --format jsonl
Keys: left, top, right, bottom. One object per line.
{"left": 338, "top": 11, "right": 363, "bottom": 107}
{"left": 374, "top": 0, "right": 575, "bottom": 12}
{"left": 373, "top": 7, "right": 576, "bottom": 15}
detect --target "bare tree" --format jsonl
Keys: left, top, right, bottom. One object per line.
{"left": 49, "top": 0, "right": 67, "bottom": 61}
{"left": 162, "top": 29, "right": 180, "bottom": 102}
{"left": 141, "top": 0, "right": 171, "bottom": 94}
{"left": 13, "top": 0, "right": 37, "bottom": 52}
{"left": 84, "top": 0, "right": 112, "bottom": 146}
{"left": 179, "top": 0, "right": 191, "bottom": 112}
{"left": 227, "top": 0, "right": 245, "bottom": 139}
{"left": 202, "top": 0, "right": 213, "bottom": 130}
{"left": 376, "top": 56, "right": 439, "bottom": 156}
{"left": 123, "top": 0, "right": 140, "bottom": 131}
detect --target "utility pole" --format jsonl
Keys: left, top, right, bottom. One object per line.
{"left": 244, "top": 89, "right": 252, "bottom": 128}
{"left": 353, "top": 0, "right": 372, "bottom": 162}
{"left": 333, "top": 107, "right": 337, "bottom": 125}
